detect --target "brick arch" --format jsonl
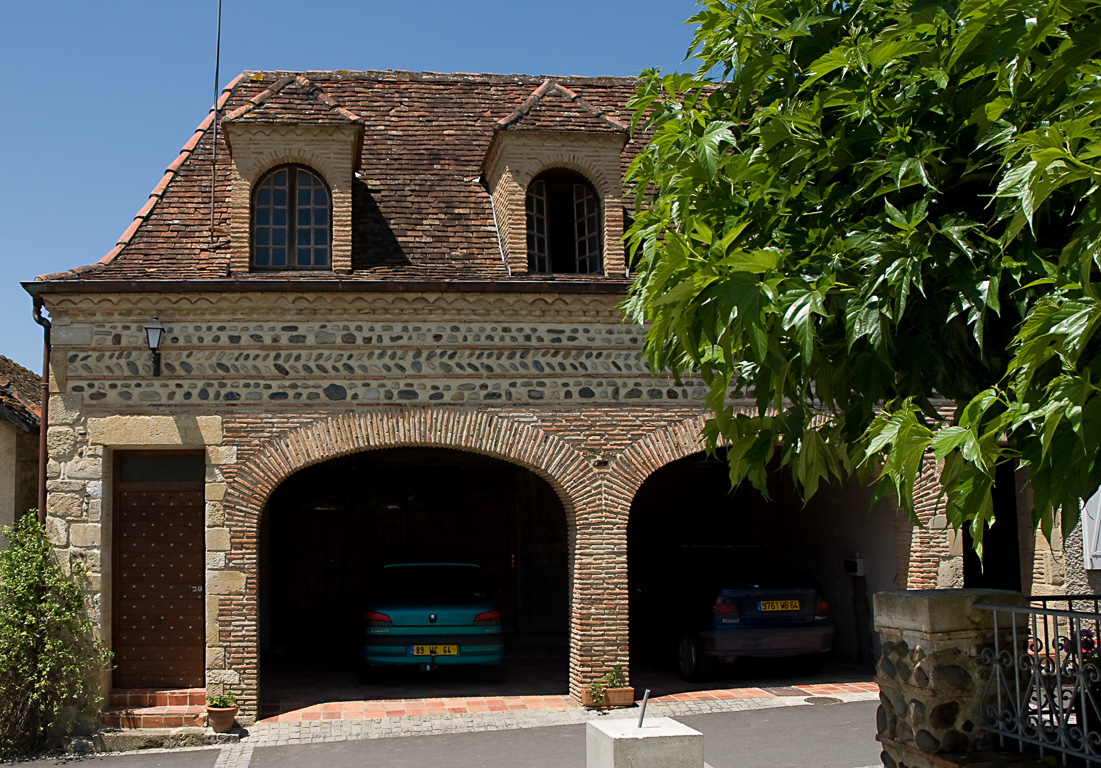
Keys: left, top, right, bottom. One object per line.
{"left": 225, "top": 407, "right": 595, "bottom": 521}
{"left": 517, "top": 157, "right": 617, "bottom": 202}
{"left": 248, "top": 153, "right": 334, "bottom": 187}
{"left": 217, "top": 406, "right": 608, "bottom": 715}
{"left": 605, "top": 414, "right": 711, "bottom": 515}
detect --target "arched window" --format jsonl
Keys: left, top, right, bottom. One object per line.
{"left": 525, "top": 170, "right": 602, "bottom": 274}
{"left": 252, "top": 165, "right": 331, "bottom": 269}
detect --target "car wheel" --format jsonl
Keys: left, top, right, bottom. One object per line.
{"left": 676, "top": 635, "right": 713, "bottom": 682}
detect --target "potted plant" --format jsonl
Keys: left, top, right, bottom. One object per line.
{"left": 581, "top": 664, "right": 634, "bottom": 709}
{"left": 582, "top": 679, "right": 606, "bottom": 708}
{"left": 205, "top": 689, "right": 238, "bottom": 733}
{"left": 602, "top": 664, "right": 635, "bottom": 707}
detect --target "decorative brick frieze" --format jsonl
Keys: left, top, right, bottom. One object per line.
{"left": 52, "top": 299, "right": 716, "bottom": 407}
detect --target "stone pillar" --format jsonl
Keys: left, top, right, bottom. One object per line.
{"left": 873, "top": 589, "right": 1028, "bottom": 768}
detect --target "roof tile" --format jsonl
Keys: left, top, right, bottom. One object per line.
{"left": 39, "top": 70, "right": 644, "bottom": 284}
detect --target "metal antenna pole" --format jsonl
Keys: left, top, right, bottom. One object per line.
{"left": 210, "top": 0, "right": 222, "bottom": 235}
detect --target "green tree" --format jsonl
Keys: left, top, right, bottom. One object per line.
{"left": 0, "top": 515, "right": 110, "bottom": 757}
{"left": 625, "top": 0, "right": 1101, "bottom": 553}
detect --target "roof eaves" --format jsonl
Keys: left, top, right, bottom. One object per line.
{"left": 0, "top": 401, "right": 38, "bottom": 433}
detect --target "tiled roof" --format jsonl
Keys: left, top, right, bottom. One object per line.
{"left": 496, "top": 80, "right": 629, "bottom": 133}
{"left": 37, "top": 70, "right": 643, "bottom": 285}
{"left": 222, "top": 73, "right": 365, "bottom": 126}
{"left": 0, "top": 354, "right": 40, "bottom": 432}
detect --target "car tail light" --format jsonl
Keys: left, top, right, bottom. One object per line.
{"left": 815, "top": 598, "right": 830, "bottom": 619}
{"left": 473, "top": 610, "right": 501, "bottom": 626}
{"left": 365, "top": 611, "right": 392, "bottom": 627}
{"left": 713, "top": 596, "right": 739, "bottom": 622}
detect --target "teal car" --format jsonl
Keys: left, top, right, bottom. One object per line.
{"left": 360, "top": 563, "right": 504, "bottom": 681}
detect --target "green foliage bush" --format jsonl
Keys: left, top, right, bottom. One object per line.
{"left": 0, "top": 514, "right": 110, "bottom": 757}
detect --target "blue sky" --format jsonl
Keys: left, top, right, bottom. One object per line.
{"left": 0, "top": 0, "right": 699, "bottom": 372}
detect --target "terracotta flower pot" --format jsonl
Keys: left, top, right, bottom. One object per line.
{"left": 581, "top": 686, "right": 635, "bottom": 709}
{"left": 604, "top": 686, "right": 635, "bottom": 707}
{"left": 206, "top": 705, "right": 238, "bottom": 733}
{"left": 581, "top": 689, "right": 603, "bottom": 709}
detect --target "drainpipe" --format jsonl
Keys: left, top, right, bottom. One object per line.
{"left": 32, "top": 297, "right": 51, "bottom": 525}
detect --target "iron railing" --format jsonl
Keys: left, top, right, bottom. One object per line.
{"left": 977, "top": 596, "right": 1101, "bottom": 766}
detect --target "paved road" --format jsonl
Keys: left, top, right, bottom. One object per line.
{"left": 10, "top": 700, "right": 880, "bottom": 768}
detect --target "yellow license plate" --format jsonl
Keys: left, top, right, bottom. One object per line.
{"left": 411, "top": 644, "right": 458, "bottom": 656}
{"left": 759, "top": 600, "right": 800, "bottom": 612}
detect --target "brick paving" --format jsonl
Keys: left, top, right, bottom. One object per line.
{"left": 254, "top": 681, "right": 878, "bottom": 724}
{"left": 87, "top": 677, "right": 881, "bottom": 768}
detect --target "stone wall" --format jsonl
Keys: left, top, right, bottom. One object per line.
{"left": 0, "top": 421, "right": 38, "bottom": 546}
{"left": 874, "top": 589, "right": 1028, "bottom": 768}
{"left": 39, "top": 286, "right": 921, "bottom": 718}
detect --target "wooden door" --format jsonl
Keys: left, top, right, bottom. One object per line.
{"left": 114, "top": 455, "right": 205, "bottom": 689}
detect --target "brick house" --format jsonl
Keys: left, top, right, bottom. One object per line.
{"left": 0, "top": 353, "right": 40, "bottom": 541}
{"left": 24, "top": 70, "right": 1014, "bottom": 722}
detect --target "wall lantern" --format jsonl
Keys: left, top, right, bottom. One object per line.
{"left": 144, "top": 316, "right": 165, "bottom": 376}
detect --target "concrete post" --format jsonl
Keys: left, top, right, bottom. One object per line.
{"left": 586, "top": 717, "right": 704, "bottom": 768}
{"left": 873, "top": 589, "right": 1028, "bottom": 768}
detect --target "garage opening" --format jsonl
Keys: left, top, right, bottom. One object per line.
{"left": 258, "top": 447, "right": 568, "bottom": 706}
{"left": 628, "top": 450, "right": 893, "bottom": 689}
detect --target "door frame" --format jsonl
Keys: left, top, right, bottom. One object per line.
{"left": 111, "top": 449, "right": 206, "bottom": 689}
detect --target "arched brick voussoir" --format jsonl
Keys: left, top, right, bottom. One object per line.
{"left": 605, "top": 414, "right": 712, "bottom": 512}
{"left": 223, "top": 407, "right": 596, "bottom": 521}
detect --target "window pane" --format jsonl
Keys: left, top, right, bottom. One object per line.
{"left": 119, "top": 453, "right": 205, "bottom": 483}
{"left": 254, "top": 166, "right": 331, "bottom": 271}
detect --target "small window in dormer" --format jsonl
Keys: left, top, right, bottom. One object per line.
{"left": 525, "top": 170, "right": 602, "bottom": 274}
{"left": 253, "top": 165, "right": 331, "bottom": 269}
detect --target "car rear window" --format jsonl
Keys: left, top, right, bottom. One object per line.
{"left": 375, "top": 565, "right": 490, "bottom": 604}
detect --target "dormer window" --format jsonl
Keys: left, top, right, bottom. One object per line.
{"left": 525, "top": 170, "right": 602, "bottom": 274}
{"left": 252, "top": 165, "right": 331, "bottom": 269}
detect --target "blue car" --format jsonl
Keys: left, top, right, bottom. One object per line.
{"left": 360, "top": 563, "right": 504, "bottom": 682}
{"left": 636, "top": 546, "right": 833, "bottom": 681}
